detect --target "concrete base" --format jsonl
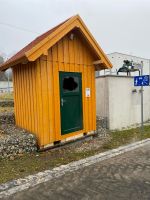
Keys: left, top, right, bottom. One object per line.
{"left": 39, "top": 131, "right": 96, "bottom": 151}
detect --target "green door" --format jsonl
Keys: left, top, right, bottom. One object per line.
{"left": 59, "top": 72, "right": 83, "bottom": 135}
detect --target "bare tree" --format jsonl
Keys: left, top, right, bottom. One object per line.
{"left": 0, "top": 56, "right": 4, "bottom": 64}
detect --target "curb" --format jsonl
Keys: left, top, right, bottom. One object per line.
{"left": 0, "top": 138, "right": 150, "bottom": 199}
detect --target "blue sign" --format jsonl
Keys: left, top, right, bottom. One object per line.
{"left": 134, "top": 75, "right": 150, "bottom": 86}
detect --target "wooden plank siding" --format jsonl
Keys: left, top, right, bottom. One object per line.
{"left": 12, "top": 32, "right": 97, "bottom": 147}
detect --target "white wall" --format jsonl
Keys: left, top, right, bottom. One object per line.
{"left": 96, "top": 76, "right": 109, "bottom": 118}
{"left": 96, "top": 75, "right": 150, "bottom": 130}
{"left": 0, "top": 81, "right": 13, "bottom": 93}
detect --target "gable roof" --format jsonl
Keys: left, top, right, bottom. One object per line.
{"left": 0, "top": 15, "right": 112, "bottom": 71}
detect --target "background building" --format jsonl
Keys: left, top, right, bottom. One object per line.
{"left": 96, "top": 52, "right": 150, "bottom": 76}
{"left": 0, "top": 55, "right": 13, "bottom": 93}
{"left": 96, "top": 52, "right": 150, "bottom": 130}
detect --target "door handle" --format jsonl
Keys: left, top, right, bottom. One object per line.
{"left": 61, "top": 98, "right": 66, "bottom": 106}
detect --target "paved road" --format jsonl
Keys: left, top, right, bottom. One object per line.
{"left": 5, "top": 144, "right": 150, "bottom": 200}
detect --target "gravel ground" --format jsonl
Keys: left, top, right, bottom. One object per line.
{"left": 0, "top": 112, "right": 31, "bottom": 139}
{"left": 0, "top": 112, "right": 33, "bottom": 138}
{"left": 0, "top": 110, "right": 111, "bottom": 159}
{"left": 0, "top": 112, "right": 37, "bottom": 159}
{"left": 0, "top": 111, "right": 111, "bottom": 153}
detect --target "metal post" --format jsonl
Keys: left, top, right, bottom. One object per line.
{"left": 141, "top": 61, "right": 144, "bottom": 131}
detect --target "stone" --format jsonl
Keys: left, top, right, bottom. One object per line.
{"left": 9, "top": 156, "right": 15, "bottom": 161}
{"left": 0, "top": 112, "right": 37, "bottom": 159}
{"left": 18, "top": 149, "right": 23, "bottom": 154}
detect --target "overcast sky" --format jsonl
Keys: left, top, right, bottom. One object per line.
{"left": 0, "top": 0, "right": 150, "bottom": 59}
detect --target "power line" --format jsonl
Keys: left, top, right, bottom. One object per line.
{"left": 0, "top": 22, "right": 40, "bottom": 34}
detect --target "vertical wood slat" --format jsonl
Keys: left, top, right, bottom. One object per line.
{"left": 22, "top": 65, "right": 28, "bottom": 129}
{"left": 27, "top": 65, "right": 32, "bottom": 131}
{"left": 78, "top": 36, "right": 86, "bottom": 132}
{"left": 17, "top": 66, "right": 22, "bottom": 126}
{"left": 84, "top": 43, "right": 89, "bottom": 131}
{"left": 53, "top": 63, "right": 61, "bottom": 141}
{"left": 18, "top": 66, "right": 22, "bottom": 126}
{"left": 33, "top": 62, "right": 38, "bottom": 134}
{"left": 24, "top": 65, "right": 29, "bottom": 130}
{"left": 31, "top": 62, "right": 38, "bottom": 135}
{"left": 63, "top": 36, "right": 69, "bottom": 71}
{"left": 82, "top": 42, "right": 88, "bottom": 132}
{"left": 21, "top": 66, "right": 27, "bottom": 127}
{"left": 47, "top": 49, "right": 55, "bottom": 142}
{"left": 31, "top": 63, "right": 36, "bottom": 132}
{"left": 68, "top": 37, "right": 74, "bottom": 72}
{"left": 17, "top": 66, "right": 21, "bottom": 126}
{"left": 90, "top": 66, "right": 94, "bottom": 130}
{"left": 74, "top": 36, "right": 80, "bottom": 72}
{"left": 12, "top": 68, "right": 18, "bottom": 125}
{"left": 36, "top": 58, "right": 44, "bottom": 145}
{"left": 52, "top": 45, "right": 61, "bottom": 141}
{"left": 34, "top": 61, "right": 40, "bottom": 141}
{"left": 25, "top": 65, "right": 30, "bottom": 130}
{"left": 59, "top": 41, "right": 65, "bottom": 72}
{"left": 63, "top": 36, "right": 70, "bottom": 72}
{"left": 15, "top": 67, "right": 19, "bottom": 125}
{"left": 87, "top": 45, "right": 93, "bottom": 131}
{"left": 21, "top": 65, "right": 26, "bottom": 128}
{"left": 58, "top": 40, "right": 64, "bottom": 71}
{"left": 88, "top": 66, "right": 92, "bottom": 131}
{"left": 40, "top": 56, "right": 50, "bottom": 144}
{"left": 28, "top": 63, "right": 34, "bottom": 132}
{"left": 92, "top": 68, "right": 96, "bottom": 130}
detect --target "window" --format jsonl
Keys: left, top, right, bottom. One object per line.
{"left": 63, "top": 76, "right": 79, "bottom": 92}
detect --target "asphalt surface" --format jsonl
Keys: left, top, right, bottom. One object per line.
{"left": 4, "top": 144, "right": 150, "bottom": 200}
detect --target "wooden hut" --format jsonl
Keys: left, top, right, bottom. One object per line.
{"left": 0, "top": 15, "right": 112, "bottom": 149}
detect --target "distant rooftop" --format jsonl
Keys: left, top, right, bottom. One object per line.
{"left": 107, "top": 52, "right": 149, "bottom": 61}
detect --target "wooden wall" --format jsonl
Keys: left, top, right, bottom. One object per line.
{"left": 13, "top": 31, "right": 97, "bottom": 147}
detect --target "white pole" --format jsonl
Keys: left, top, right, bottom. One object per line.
{"left": 7, "top": 71, "right": 10, "bottom": 93}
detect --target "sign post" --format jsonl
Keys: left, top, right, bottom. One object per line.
{"left": 141, "top": 61, "right": 144, "bottom": 131}
{"left": 134, "top": 61, "right": 150, "bottom": 131}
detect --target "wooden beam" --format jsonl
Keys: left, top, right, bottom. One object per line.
{"left": 93, "top": 60, "right": 103, "bottom": 65}
{"left": 43, "top": 50, "right": 48, "bottom": 56}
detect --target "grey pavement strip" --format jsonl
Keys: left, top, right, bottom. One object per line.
{"left": 0, "top": 138, "right": 150, "bottom": 199}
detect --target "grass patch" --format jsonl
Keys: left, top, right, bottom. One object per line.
{"left": 0, "top": 126, "right": 149, "bottom": 184}
{"left": 0, "top": 93, "right": 13, "bottom": 100}
{"left": 0, "top": 106, "right": 14, "bottom": 112}
{"left": 0, "top": 150, "right": 96, "bottom": 184}
{"left": 103, "top": 126, "right": 150, "bottom": 150}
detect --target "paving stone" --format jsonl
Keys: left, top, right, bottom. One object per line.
{"left": 3, "top": 143, "right": 150, "bottom": 200}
